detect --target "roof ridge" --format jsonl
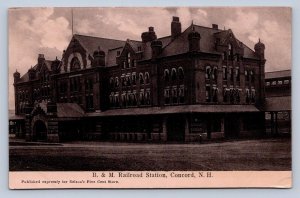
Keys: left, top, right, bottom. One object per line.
{"left": 74, "top": 34, "right": 126, "bottom": 42}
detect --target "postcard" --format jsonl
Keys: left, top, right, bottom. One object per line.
{"left": 8, "top": 7, "right": 292, "bottom": 189}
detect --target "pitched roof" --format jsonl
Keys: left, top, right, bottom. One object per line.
{"left": 57, "top": 103, "right": 85, "bottom": 118}
{"left": 18, "top": 60, "right": 55, "bottom": 83}
{"left": 265, "top": 70, "right": 291, "bottom": 79}
{"left": 73, "top": 34, "right": 126, "bottom": 64}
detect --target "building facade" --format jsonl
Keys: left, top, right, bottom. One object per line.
{"left": 12, "top": 16, "right": 266, "bottom": 142}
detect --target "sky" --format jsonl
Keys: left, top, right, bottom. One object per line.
{"left": 8, "top": 7, "right": 291, "bottom": 110}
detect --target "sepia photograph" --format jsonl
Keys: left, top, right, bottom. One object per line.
{"left": 8, "top": 7, "right": 291, "bottom": 188}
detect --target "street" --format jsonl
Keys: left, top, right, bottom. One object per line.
{"left": 9, "top": 138, "right": 291, "bottom": 171}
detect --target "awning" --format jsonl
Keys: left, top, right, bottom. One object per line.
{"left": 86, "top": 104, "right": 260, "bottom": 117}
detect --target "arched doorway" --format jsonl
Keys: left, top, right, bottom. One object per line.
{"left": 33, "top": 120, "right": 47, "bottom": 141}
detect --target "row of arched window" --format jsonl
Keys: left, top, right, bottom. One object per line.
{"left": 110, "top": 72, "right": 150, "bottom": 89}
{"left": 109, "top": 89, "right": 151, "bottom": 108}
{"left": 205, "top": 86, "right": 255, "bottom": 104}
{"left": 164, "top": 67, "right": 184, "bottom": 82}
{"left": 164, "top": 85, "right": 185, "bottom": 104}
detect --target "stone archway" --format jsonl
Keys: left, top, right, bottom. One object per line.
{"left": 33, "top": 120, "right": 47, "bottom": 141}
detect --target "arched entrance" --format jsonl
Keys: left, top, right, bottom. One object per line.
{"left": 33, "top": 120, "right": 47, "bottom": 141}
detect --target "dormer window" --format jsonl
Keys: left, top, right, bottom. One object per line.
{"left": 228, "top": 44, "right": 232, "bottom": 56}
{"left": 70, "top": 57, "right": 81, "bottom": 71}
{"left": 127, "top": 52, "right": 131, "bottom": 68}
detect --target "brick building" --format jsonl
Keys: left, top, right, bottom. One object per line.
{"left": 12, "top": 16, "right": 266, "bottom": 142}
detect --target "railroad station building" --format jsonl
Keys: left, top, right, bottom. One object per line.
{"left": 11, "top": 16, "right": 267, "bottom": 142}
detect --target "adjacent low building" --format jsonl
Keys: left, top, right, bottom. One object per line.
{"left": 11, "top": 16, "right": 267, "bottom": 142}
{"left": 264, "top": 70, "right": 291, "bottom": 135}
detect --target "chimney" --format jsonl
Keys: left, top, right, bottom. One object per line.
{"left": 151, "top": 40, "right": 163, "bottom": 59}
{"left": 38, "top": 54, "right": 45, "bottom": 66}
{"left": 212, "top": 24, "right": 218, "bottom": 29}
{"left": 141, "top": 27, "right": 157, "bottom": 42}
{"left": 171, "top": 16, "right": 181, "bottom": 39}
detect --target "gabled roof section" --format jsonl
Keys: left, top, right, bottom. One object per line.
{"left": 161, "top": 25, "right": 223, "bottom": 57}
{"left": 73, "top": 34, "right": 126, "bottom": 58}
{"left": 18, "top": 59, "right": 55, "bottom": 83}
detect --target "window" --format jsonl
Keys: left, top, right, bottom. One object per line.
{"left": 179, "top": 85, "right": 185, "bottom": 103}
{"left": 123, "top": 61, "right": 126, "bottom": 69}
{"left": 284, "top": 80, "right": 290, "bottom": 84}
{"left": 164, "top": 69, "right": 170, "bottom": 82}
{"left": 266, "top": 81, "right": 270, "bottom": 86}
{"left": 172, "top": 87, "right": 178, "bottom": 104}
{"left": 228, "top": 44, "right": 233, "bottom": 58}
{"left": 122, "top": 92, "right": 127, "bottom": 107}
{"left": 132, "top": 91, "right": 137, "bottom": 106}
{"left": 212, "top": 67, "right": 218, "bottom": 80}
{"left": 278, "top": 80, "right": 283, "bottom": 85}
{"left": 132, "top": 60, "right": 136, "bottom": 67}
{"left": 235, "top": 67, "right": 240, "bottom": 81}
{"left": 70, "top": 57, "right": 81, "bottom": 71}
{"left": 86, "top": 95, "right": 93, "bottom": 110}
{"left": 121, "top": 75, "right": 126, "bottom": 86}
{"left": 109, "top": 77, "right": 114, "bottom": 88}
{"left": 271, "top": 81, "right": 277, "bottom": 86}
{"left": 223, "top": 66, "right": 227, "bottom": 80}
{"left": 245, "top": 70, "right": 249, "bottom": 82}
{"left": 139, "top": 89, "right": 145, "bottom": 105}
{"left": 138, "top": 46, "right": 142, "bottom": 51}
{"left": 246, "top": 89, "right": 250, "bottom": 103}
{"left": 127, "top": 53, "right": 131, "bottom": 68}
{"left": 171, "top": 68, "right": 177, "bottom": 81}
{"left": 117, "top": 51, "right": 120, "bottom": 56}
{"left": 139, "top": 73, "right": 144, "bottom": 85}
{"left": 145, "top": 72, "right": 150, "bottom": 84}
{"left": 115, "top": 93, "right": 120, "bottom": 107}
{"left": 115, "top": 77, "right": 119, "bottom": 87}
{"left": 145, "top": 89, "right": 151, "bottom": 105}
{"left": 206, "top": 86, "right": 211, "bottom": 102}
{"left": 250, "top": 71, "right": 254, "bottom": 83}
{"left": 229, "top": 67, "right": 233, "bottom": 81}
{"left": 212, "top": 87, "right": 218, "bottom": 102}
{"left": 178, "top": 67, "right": 184, "bottom": 80}
{"left": 251, "top": 89, "right": 256, "bottom": 103}
{"left": 206, "top": 66, "right": 211, "bottom": 79}
{"left": 223, "top": 88, "right": 229, "bottom": 102}
{"left": 126, "top": 74, "right": 131, "bottom": 86}
{"left": 132, "top": 72, "right": 136, "bottom": 85}
{"left": 229, "top": 89, "right": 234, "bottom": 103}
{"left": 164, "top": 88, "right": 170, "bottom": 104}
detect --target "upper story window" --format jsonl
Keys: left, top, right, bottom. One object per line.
{"left": 229, "top": 67, "right": 234, "bottom": 81}
{"left": 127, "top": 53, "right": 131, "bottom": 68}
{"left": 178, "top": 67, "right": 184, "bottom": 80}
{"left": 171, "top": 68, "right": 177, "bottom": 81}
{"left": 132, "top": 59, "right": 136, "bottom": 67}
{"left": 205, "top": 66, "right": 211, "bottom": 79}
{"left": 250, "top": 71, "right": 255, "bottom": 83}
{"left": 164, "top": 88, "right": 170, "bottom": 104}
{"left": 164, "top": 69, "right": 170, "bottom": 82}
{"left": 115, "top": 77, "right": 120, "bottom": 87}
{"left": 132, "top": 72, "right": 136, "bottom": 85}
{"left": 228, "top": 44, "right": 233, "bottom": 57}
{"left": 139, "top": 73, "right": 144, "bottom": 85}
{"left": 284, "top": 79, "right": 290, "bottom": 85}
{"left": 245, "top": 70, "right": 249, "bottom": 82}
{"left": 266, "top": 81, "right": 270, "bottom": 86}
{"left": 70, "top": 57, "right": 81, "bottom": 71}
{"left": 109, "top": 77, "right": 114, "bottom": 88}
{"left": 212, "top": 67, "right": 218, "bottom": 80}
{"left": 145, "top": 72, "right": 150, "bottom": 84}
{"left": 223, "top": 66, "right": 227, "bottom": 80}
{"left": 235, "top": 67, "right": 240, "bottom": 81}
